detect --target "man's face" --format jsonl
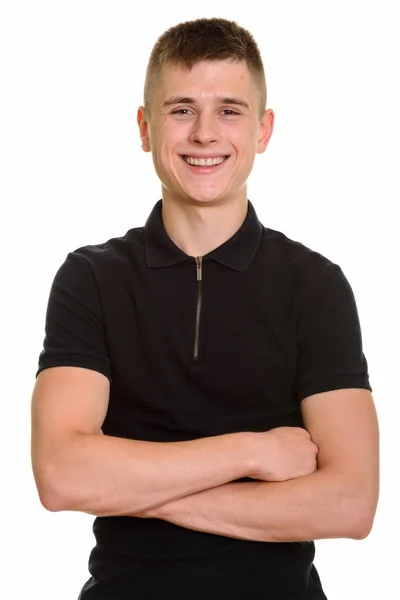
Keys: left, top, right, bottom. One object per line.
{"left": 138, "top": 60, "right": 274, "bottom": 207}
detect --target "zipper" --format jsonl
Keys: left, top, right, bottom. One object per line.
{"left": 193, "top": 256, "right": 203, "bottom": 360}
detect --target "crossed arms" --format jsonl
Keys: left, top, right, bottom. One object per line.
{"left": 31, "top": 366, "right": 379, "bottom": 543}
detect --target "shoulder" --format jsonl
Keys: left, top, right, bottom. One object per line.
{"left": 259, "top": 226, "right": 344, "bottom": 296}
{"left": 260, "top": 226, "right": 335, "bottom": 269}
{"left": 65, "top": 225, "right": 146, "bottom": 273}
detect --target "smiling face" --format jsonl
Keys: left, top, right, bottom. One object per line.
{"left": 137, "top": 60, "right": 274, "bottom": 208}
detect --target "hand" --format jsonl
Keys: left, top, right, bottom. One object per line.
{"left": 246, "top": 427, "right": 318, "bottom": 482}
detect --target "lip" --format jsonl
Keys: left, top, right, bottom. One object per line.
{"left": 180, "top": 154, "right": 230, "bottom": 159}
{"left": 180, "top": 155, "right": 230, "bottom": 174}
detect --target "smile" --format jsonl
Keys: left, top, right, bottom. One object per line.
{"left": 181, "top": 155, "right": 229, "bottom": 167}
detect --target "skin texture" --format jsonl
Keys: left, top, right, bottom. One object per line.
{"left": 134, "top": 389, "right": 379, "bottom": 542}
{"left": 137, "top": 60, "right": 274, "bottom": 257}
{"left": 132, "top": 59, "right": 379, "bottom": 539}
{"left": 31, "top": 59, "right": 379, "bottom": 543}
{"left": 31, "top": 367, "right": 318, "bottom": 516}
{"left": 138, "top": 60, "right": 273, "bottom": 206}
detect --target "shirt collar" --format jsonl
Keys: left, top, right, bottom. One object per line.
{"left": 144, "top": 199, "right": 263, "bottom": 272}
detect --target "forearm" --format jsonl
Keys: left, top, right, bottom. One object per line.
{"left": 139, "top": 470, "right": 372, "bottom": 542}
{"left": 40, "top": 431, "right": 252, "bottom": 516}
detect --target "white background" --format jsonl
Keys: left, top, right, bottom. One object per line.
{"left": 1, "top": 1, "right": 398, "bottom": 598}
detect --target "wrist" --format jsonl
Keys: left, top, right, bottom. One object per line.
{"left": 233, "top": 431, "right": 259, "bottom": 478}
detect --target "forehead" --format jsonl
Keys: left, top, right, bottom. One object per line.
{"left": 154, "top": 60, "right": 259, "bottom": 105}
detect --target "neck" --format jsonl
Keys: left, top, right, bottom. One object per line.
{"left": 160, "top": 196, "right": 248, "bottom": 257}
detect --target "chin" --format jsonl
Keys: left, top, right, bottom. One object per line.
{"left": 183, "top": 188, "right": 229, "bottom": 204}
{"left": 186, "top": 196, "right": 226, "bottom": 206}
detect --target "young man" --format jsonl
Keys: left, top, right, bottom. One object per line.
{"left": 31, "top": 18, "right": 379, "bottom": 600}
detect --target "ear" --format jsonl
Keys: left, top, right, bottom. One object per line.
{"left": 257, "top": 108, "right": 274, "bottom": 154}
{"left": 137, "top": 106, "right": 151, "bottom": 153}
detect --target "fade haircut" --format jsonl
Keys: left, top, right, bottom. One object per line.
{"left": 144, "top": 18, "right": 267, "bottom": 118}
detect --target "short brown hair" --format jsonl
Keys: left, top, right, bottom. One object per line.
{"left": 144, "top": 18, "right": 267, "bottom": 118}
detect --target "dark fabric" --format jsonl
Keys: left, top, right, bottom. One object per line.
{"left": 37, "top": 199, "right": 371, "bottom": 599}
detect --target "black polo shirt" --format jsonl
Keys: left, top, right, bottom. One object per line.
{"left": 37, "top": 199, "right": 371, "bottom": 600}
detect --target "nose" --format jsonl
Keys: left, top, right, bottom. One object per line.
{"left": 189, "top": 112, "right": 220, "bottom": 145}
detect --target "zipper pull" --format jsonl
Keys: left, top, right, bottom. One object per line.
{"left": 196, "top": 256, "right": 203, "bottom": 281}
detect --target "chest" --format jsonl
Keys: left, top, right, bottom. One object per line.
{"left": 101, "top": 258, "right": 301, "bottom": 439}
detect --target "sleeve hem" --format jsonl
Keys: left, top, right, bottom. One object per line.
{"left": 36, "top": 360, "right": 112, "bottom": 384}
{"left": 297, "top": 374, "right": 372, "bottom": 402}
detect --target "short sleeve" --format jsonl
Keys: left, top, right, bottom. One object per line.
{"left": 36, "top": 251, "right": 112, "bottom": 382}
{"left": 295, "top": 263, "right": 371, "bottom": 401}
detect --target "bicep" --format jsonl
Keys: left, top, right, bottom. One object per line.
{"left": 31, "top": 366, "right": 110, "bottom": 488}
{"left": 301, "top": 388, "right": 379, "bottom": 494}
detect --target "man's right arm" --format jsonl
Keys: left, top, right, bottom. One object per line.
{"left": 31, "top": 366, "right": 318, "bottom": 517}
{"left": 31, "top": 365, "right": 254, "bottom": 516}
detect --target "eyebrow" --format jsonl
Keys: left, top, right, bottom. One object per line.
{"left": 163, "top": 96, "right": 250, "bottom": 109}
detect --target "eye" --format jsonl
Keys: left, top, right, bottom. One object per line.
{"left": 171, "top": 108, "right": 193, "bottom": 115}
{"left": 221, "top": 109, "right": 240, "bottom": 116}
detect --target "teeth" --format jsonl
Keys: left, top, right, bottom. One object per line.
{"left": 183, "top": 156, "right": 226, "bottom": 166}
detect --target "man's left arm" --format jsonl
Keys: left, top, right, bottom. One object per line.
{"left": 134, "top": 388, "right": 379, "bottom": 542}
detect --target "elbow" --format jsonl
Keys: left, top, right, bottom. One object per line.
{"left": 312, "top": 477, "right": 379, "bottom": 541}
{"left": 348, "top": 518, "right": 374, "bottom": 540}
{"left": 343, "top": 491, "right": 378, "bottom": 540}
{"left": 40, "top": 493, "right": 65, "bottom": 513}
{"left": 32, "top": 434, "right": 90, "bottom": 513}
{"left": 33, "top": 465, "right": 72, "bottom": 513}
{"left": 41, "top": 488, "right": 68, "bottom": 513}
{"left": 348, "top": 509, "right": 376, "bottom": 540}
